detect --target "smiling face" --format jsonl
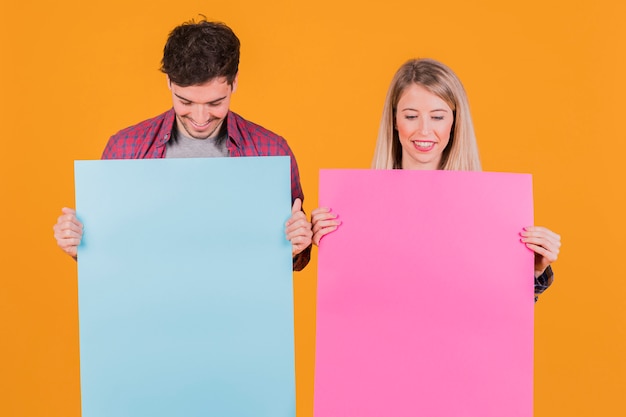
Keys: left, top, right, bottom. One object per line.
{"left": 169, "top": 76, "right": 237, "bottom": 139}
{"left": 395, "top": 83, "right": 454, "bottom": 170}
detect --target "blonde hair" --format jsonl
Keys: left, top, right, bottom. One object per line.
{"left": 372, "top": 58, "right": 481, "bottom": 171}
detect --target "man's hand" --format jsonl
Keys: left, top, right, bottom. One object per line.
{"left": 285, "top": 198, "right": 312, "bottom": 256}
{"left": 53, "top": 207, "right": 83, "bottom": 260}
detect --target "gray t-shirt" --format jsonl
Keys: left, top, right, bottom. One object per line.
{"left": 165, "top": 124, "right": 229, "bottom": 158}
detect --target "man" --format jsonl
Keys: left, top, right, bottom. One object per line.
{"left": 53, "top": 19, "right": 312, "bottom": 270}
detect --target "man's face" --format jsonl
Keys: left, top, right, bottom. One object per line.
{"left": 169, "top": 76, "right": 237, "bottom": 139}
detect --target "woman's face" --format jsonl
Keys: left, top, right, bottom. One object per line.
{"left": 395, "top": 83, "right": 454, "bottom": 170}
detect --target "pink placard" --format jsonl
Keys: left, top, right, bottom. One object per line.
{"left": 315, "top": 169, "right": 535, "bottom": 417}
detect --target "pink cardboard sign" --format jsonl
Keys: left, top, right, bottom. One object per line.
{"left": 315, "top": 169, "right": 535, "bottom": 417}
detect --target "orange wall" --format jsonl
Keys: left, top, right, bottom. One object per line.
{"left": 1, "top": 1, "right": 624, "bottom": 416}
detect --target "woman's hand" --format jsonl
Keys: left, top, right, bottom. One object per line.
{"left": 521, "top": 226, "right": 561, "bottom": 277}
{"left": 311, "top": 207, "right": 341, "bottom": 246}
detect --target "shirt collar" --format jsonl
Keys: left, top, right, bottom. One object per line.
{"left": 157, "top": 109, "right": 177, "bottom": 147}
{"left": 225, "top": 110, "right": 243, "bottom": 149}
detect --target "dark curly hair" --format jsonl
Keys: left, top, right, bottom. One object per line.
{"left": 160, "top": 19, "right": 240, "bottom": 87}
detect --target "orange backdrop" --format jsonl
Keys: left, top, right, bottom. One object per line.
{"left": 1, "top": 1, "right": 624, "bottom": 416}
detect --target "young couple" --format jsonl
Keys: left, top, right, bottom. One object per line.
{"left": 53, "top": 19, "right": 560, "bottom": 299}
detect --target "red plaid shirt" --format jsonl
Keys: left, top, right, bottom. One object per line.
{"left": 101, "top": 108, "right": 310, "bottom": 271}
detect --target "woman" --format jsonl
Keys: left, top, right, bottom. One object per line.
{"left": 312, "top": 58, "right": 560, "bottom": 300}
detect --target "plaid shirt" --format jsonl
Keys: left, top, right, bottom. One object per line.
{"left": 101, "top": 108, "right": 311, "bottom": 271}
{"left": 534, "top": 265, "right": 554, "bottom": 302}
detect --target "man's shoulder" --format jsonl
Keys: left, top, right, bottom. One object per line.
{"left": 102, "top": 109, "right": 175, "bottom": 159}
{"left": 111, "top": 109, "right": 175, "bottom": 139}
{"left": 228, "top": 111, "right": 284, "bottom": 141}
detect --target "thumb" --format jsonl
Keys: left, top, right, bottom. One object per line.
{"left": 291, "top": 198, "right": 302, "bottom": 214}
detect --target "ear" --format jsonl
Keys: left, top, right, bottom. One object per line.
{"left": 231, "top": 73, "right": 238, "bottom": 94}
{"left": 166, "top": 75, "right": 172, "bottom": 90}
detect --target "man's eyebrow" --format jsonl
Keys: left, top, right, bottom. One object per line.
{"left": 173, "top": 93, "right": 227, "bottom": 105}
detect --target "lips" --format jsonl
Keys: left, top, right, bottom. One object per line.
{"left": 412, "top": 140, "right": 435, "bottom": 151}
{"left": 189, "top": 118, "right": 211, "bottom": 129}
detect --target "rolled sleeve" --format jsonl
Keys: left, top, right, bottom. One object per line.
{"left": 534, "top": 265, "right": 555, "bottom": 302}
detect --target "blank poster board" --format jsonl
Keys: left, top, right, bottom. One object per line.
{"left": 314, "top": 169, "right": 535, "bottom": 417}
{"left": 75, "top": 157, "right": 294, "bottom": 417}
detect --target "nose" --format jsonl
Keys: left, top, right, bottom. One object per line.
{"left": 418, "top": 117, "right": 430, "bottom": 135}
{"left": 191, "top": 104, "right": 209, "bottom": 123}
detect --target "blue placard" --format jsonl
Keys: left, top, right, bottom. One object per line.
{"left": 75, "top": 156, "right": 294, "bottom": 417}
